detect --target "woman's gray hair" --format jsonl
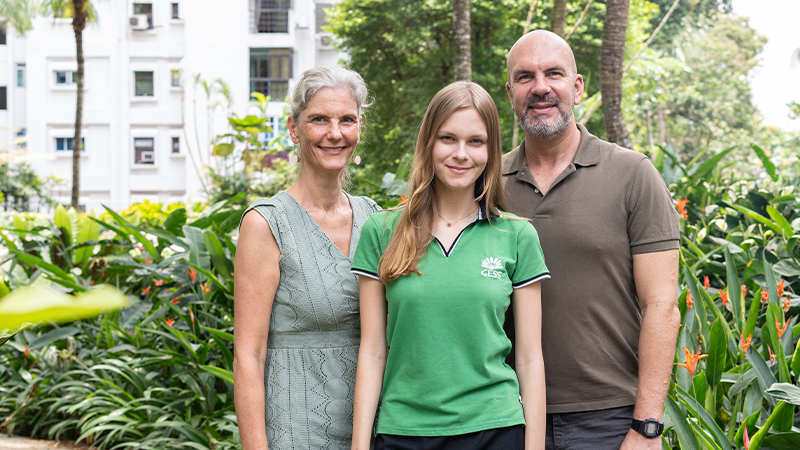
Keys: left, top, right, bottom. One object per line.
{"left": 289, "top": 66, "right": 372, "bottom": 121}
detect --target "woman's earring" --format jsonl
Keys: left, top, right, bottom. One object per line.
{"left": 289, "top": 153, "right": 299, "bottom": 164}
{"left": 353, "top": 155, "right": 361, "bottom": 165}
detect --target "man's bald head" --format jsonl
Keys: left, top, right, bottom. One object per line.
{"left": 507, "top": 30, "right": 578, "bottom": 84}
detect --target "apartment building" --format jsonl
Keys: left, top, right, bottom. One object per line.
{"left": 0, "top": 0, "right": 342, "bottom": 212}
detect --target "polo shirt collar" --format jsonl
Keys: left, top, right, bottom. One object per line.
{"left": 503, "top": 123, "right": 602, "bottom": 176}
{"left": 475, "top": 199, "right": 501, "bottom": 222}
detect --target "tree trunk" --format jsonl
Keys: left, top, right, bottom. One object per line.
{"left": 550, "top": 0, "right": 568, "bottom": 37}
{"left": 599, "top": 0, "right": 632, "bottom": 149}
{"left": 657, "top": 102, "right": 666, "bottom": 145}
{"left": 453, "top": 0, "right": 471, "bottom": 81}
{"left": 71, "top": 0, "right": 87, "bottom": 210}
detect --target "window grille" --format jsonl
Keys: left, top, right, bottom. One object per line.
{"left": 134, "top": 137, "right": 155, "bottom": 164}
{"left": 249, "top": 48, "right": 292, "bottom": 100}
{"left": 135, "top": 71, "right": 154, "bottom": 97}
{"left": 255, "top": 0, "right": 290, "bottom": 33}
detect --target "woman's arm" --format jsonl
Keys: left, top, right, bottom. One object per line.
{"left": 351, "top": 276, "right": 388, "bottom": 450}
{"left": 234, "top": 211, "right": 281, "bottom": 450}
{"left": 513, "top": 282, "right": 546, "bottom": 450}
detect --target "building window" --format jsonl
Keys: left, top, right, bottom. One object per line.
{"left": 0, "top": 87, "right": 6, "bottom": 110}
{"left": 171, "top": 136, "right": 180, "bottom": 154}
{"left": 170, "top": 68, "right": 181, "bottom": 87}
{"left": 133, "top": 3, "right": 153, "bottom": 28}
{"left": 134, "top": 71, "right": 154, "bottom": 97}
{"left": 55, "top": 70, "right": 77, "bottom": 86}
{"left": 249, "top": 48, "right": 292, "bottom": 100}
{"left": 134, "top": 137, "right": 155, "bottom": 164}
{"left": 17, "top": 128, "right": 26, "bottom": 148}
{"left": 55, "top": 137, "right": 85, "bottom": 152}
{"left": 16, "top": 63, "right": 25, "bottom": 88}
{"left": 171, "top": 3, "right": 180, "bottom": 19}
{"left": 0, "top": 25, "right": 6, "bottom": 45}
{"left": 255, "top": 0, "right": 290, "bottom": 33}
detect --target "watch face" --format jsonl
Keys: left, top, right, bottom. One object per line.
{"left": 644, "top": 422, "right": 658, "bottom": 436}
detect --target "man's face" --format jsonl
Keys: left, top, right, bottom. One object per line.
{"left": 506, "top": 38, "right": 583, "bottom": 140}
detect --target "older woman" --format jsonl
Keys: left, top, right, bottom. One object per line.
{"left": 234, "top": 66, "right": 378, "bottom": 450}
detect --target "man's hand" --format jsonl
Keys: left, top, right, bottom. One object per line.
{"left": 620, "top": 428, "right": 662, "bottom": 450}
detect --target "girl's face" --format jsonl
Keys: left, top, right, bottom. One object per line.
{"left": 287, "top": 86, "right": 361, "bottom": 174}
{"left": 431, "top": 107, "right": 489, "bottom": 194}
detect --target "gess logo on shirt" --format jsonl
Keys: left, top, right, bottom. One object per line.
{"left": 481, "top": 257, "right": 503, "bottom": 279}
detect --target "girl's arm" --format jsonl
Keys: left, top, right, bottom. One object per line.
{"left": 351, "top": 276, "right": 388, "bottom": 450}
{"left": 233, "top": 211, "right": 281, "bottom": 450}
{"left": 513, "top": 281, "right": 546, "bottom": 450}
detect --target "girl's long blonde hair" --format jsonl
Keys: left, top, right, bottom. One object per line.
{"left": 378, "top": 81, "right": 507, "bottom": 283}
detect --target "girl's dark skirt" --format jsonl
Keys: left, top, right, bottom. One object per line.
{"left": 375, "top": 425, "right": 524, "bottom": 450}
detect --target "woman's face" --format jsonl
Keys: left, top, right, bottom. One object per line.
{"left": 431, "top": 107, "right": 489, "bottom": 194}
{"left": 288, "top": 86, "right": 361, "bottom": 174}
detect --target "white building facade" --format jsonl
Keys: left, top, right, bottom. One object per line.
{"left": 1, "top": 0, "right": 342, "bottom": 212}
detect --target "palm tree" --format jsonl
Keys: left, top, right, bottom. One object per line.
{"left": 599, "top": 0, "right": 632, "bottom": 149}
{"left": 0, "top": 0, "right": 96, "bottom": 209}
{"left": 453, "top": 0, "right": 471, "bottom": 81}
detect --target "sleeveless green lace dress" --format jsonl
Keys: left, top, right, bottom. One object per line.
{"left": 242, "top": 191, "right": 379, "bottom": 450}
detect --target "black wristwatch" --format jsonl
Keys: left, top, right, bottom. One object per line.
{"left": 631, "top": 418, "right": 664, "bottom": 438}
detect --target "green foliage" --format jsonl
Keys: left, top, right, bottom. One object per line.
{"left": 0, "top": 196, "right": 245, "bottom": 448}
{"left": 0, "top": 163, "right": 62, "bottom": 212}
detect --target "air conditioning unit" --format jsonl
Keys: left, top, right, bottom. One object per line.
{"left": 317, "top": 33, "right": 334, "bottom": 50}
{"left": 140, "top": 151, "right": 155, "bottom": 162}
{"left": 130, "top": 14, "right": 149, "bottom": 30}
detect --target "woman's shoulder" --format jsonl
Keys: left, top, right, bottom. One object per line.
{"left": 245, "top": 191, "right": 290, "bottom": 212}
{"left": 346, "top": 193, "right": 382, "bottom": 215}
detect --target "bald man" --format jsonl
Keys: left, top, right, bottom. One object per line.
{"left": 501, "top": 30, "right": 681, "bottom": 450}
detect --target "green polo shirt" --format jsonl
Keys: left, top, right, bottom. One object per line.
{"left": 352, "top": 207, "right": 549, "bottom": 436}
{"left": 501, "top": 124, "right": 680, "bottom": 414}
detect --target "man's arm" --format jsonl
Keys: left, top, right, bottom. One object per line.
{"left": 620, "top": 249, "right": 680, "bottom": 450}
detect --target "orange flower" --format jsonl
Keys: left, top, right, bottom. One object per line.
{"left": 703, "top": 276, "right": 710, "bottom": 291}
{"left": 776, "top": 317, "right": 791, "bottom": 339}
{"left": 675, "top": 198, "right": 689, "bottom": 220}
{"left": 155, "top": 279, "right": 164, "bottom": 286}
{"left": 171, "top": 297, "right": 180, "bottom": 305}
{"left": 741, "top": 332, "right": 752, "bottom": 353}
{"left": 769, "top": 346, "right": 776, "bottom": 363}
{"left": 784, "top": 296, "right": 791, "bottom": 313}
{"left": 145, "top": 257, "right": 151, "bottom": 264}
{"left": 743, "top": 424, "right": 751, "bottom": 450}
{"left": 188, "top": 267, "right": 197, "bottom": 282}
{"left": 201, "top": 282, "right": 210, "bottom": 294}
{"left": 142, "top": 286, "right": 151, "bottom": 295}
{"left": 720, "top": 290, "right": 728, "bottom": 308}
{"left": 189, "top": 308, "right": 195, "bottom": 326}
{"left": 165, "top": 318, "right": 175, "bottom": 327}
{"left": 399, "top": 195, "right": 407, "bottom": 205}
{"left": 89, "top": 280, "right": 95, "bottom": 286}
{"left": 777, "top": 280, "right": 785, "bottom": 298}
{"left": 741, "top": 285, "right": 748, "bottom": 299}
{"left": 24, "top": 346, "right": 29, "bottom": 356}
{"left": 761, "top": 291, "right": 769, "bottom": 304}
{"left": 676, "top": 346, "right": 707, "bottom": 378}
{"left": 686, "top": 291, "right": 694, "bottom": 309}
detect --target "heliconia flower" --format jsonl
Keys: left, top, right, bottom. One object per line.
{"left": 741, "top": 285, "right": 748, "bottom": 299}
{"left": 142, "top": 286, "right": 151, "bottom": 295}
{"left": 89, "top": 280, "right": 95, "bottom": 286}
{"left": 189, "top": 308, "right": 195, "bottom": 326}
{"left": 743, "top": 424, "right": 750, "bottom": 449}
{"left": 741, "top": 332, "right": 752, "bottom": 353}
{"left": 761, "top": 291, "right": 769, "bottom": 304}
{"left": 171, "top": 297, "right": 180, "bottom": 305}
{"left": 676, "top": 346, "right": 707, "bottom": 378}
{"left": 155, "top": 279, "right": 164, "bottom": 286}
{"left": 165, "top": 318, "right": 175, "bottom": 327}
{"left": 703, "top": 276, "right": 710, "bottom": 291}
{"left": 777, "top": 280, "right": 785, "bottom": 298}
{"left": 145, "top": 257, "right": 151, "bottom": 264}
{"left": 675, "top": 198, "right": 689, "bottom": 220}
{"left": 399, "top": 195, "right": 407, "bottom": 205}
{"left": 686, "top": 291, "right": 694, "bottom": 309}
{"left": 24, "top": 346, "right": 29, "bottom": 356}
{"left": 784, "top": 296, "right": 791, "bottom": 313}
{"left": 188, "top": 267, "right": 197, "bottom": 282}
{"left": 720, "top": 290, "right": 729, "bottom": 308}
{"left": 776, "top": 317, "right": 791, "bottom": 339}
{"left": 769, "top": 346, "right": 776, "bottom": 363}
{"left": 201, "top": 282, "right": 210, "bottom": 294}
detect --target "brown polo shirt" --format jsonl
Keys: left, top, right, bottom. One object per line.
{"left": 502, "top": 124, "right": 679, "bottom": 414}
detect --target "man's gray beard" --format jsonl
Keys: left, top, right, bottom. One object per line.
{"left": 515, "top": 105, "right": 573, "bottom": 140}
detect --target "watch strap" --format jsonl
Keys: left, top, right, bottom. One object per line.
{"left": 631, "top": 418, "right": 664, "bottom": 438}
